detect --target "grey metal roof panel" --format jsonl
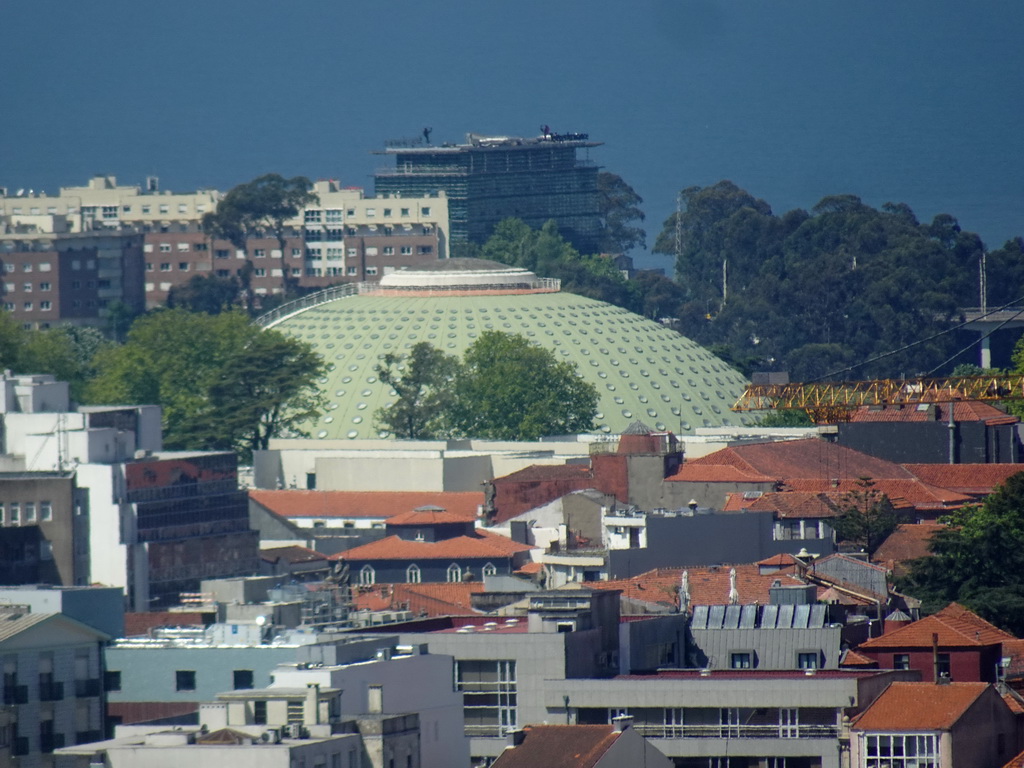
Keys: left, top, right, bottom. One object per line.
{"left": 691, "top": 605, "right": 709, "bottom": 630}
{"left": 761, "top": 604, "right": 779, "bottom": 629}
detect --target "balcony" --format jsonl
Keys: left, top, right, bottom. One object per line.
{"left": 632, "top": 724, "right": 839, "bottom": 740}
{"left": 3, "top": 685, "right": 28, "bottom": 705}
{"left": 75, "top": 678, "right": 101, "bottom": 697}
{"left": 464, "top": 724, "right": 509, "bottom": 737}
{"left": 38, "top": 681, "right": 64, "bottom": 702}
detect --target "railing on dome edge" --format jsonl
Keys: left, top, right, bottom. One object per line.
{"left": 255, "top": 277, "right": 561, "bottom": 327}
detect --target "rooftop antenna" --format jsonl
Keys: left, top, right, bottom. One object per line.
{"left": 422, "top": 127, "right": 432, "bottom": 145}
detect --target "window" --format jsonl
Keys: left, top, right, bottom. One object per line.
{"left": 233, "top": 670, "right": 254, "bottom": 689}
{"left": 253, "top": 249, "right": 265, "bottom": 258}
{"left": 400, "top": 246, "right": 413, "bottom": 255}
{"left": 455, "top": 660, "right": 517, "bottom": 736}
{"left": 400, "top": 208, "right": 410, "bottom": 217}
{"left": 254, "top": 268, "right": 267, "bottom": 277}
{"left": 178, "top": 204, "right": 188, "bottom": 214}
{"left": 160, "top": 263, "right": 171, "bottom": 272}
{"left": 39, "top": 262, "right": 51, "bottom": 272}
{"left": 447, "top": 563, "right": 462, "bottom": 583}
{"left": 175, "top": 670, "right": 196, "bottom": 691}
{"left": 40, "top": 501, "right": 52, "bottom": 521}
{"left": 893, "top": 654, "right": 910, "bottom": 670}
{"left": 291, "top": 248, "right": 303, "bottom": 257}
{"left": 365, "top": 208, "right": 376, "bottom": 217}
{"left": 936, "top": 653, "right": 951, "bottom": 679}
{"left": 865, "top": 734, "right": 938, "bottom": 767}
{"left": 159, "top": 243, "right": 171, "bottom": 252}
{"left": 142, "top": 205, "right": 151, "bottom": 215}
{"left": 22, "top": 283, "right": 31, "bottom": 293}
{"left": 22, "top": 263, "right": 31, "bottom": 273}
{"left": 383, "top": 246, "right": 394, "bottom": 256}
{"left": 383, "top": 208, "right": 392, "bottom": 217}
{"left": 365, "top": 267, "right": 378, "bottom": 276}
{"left": 194, "top": 242, "right": 207, "bottom": 251}
{"left": 254, "top": 700, "right": 267, "bottom": 725}
{"left": 9, "top": 503, "right": 18, "bottom": 524}
{"left": 215, "top": 249, "right": 230, "bottom": 259}
{"left": 365, "top": 246, "right": 378, "bottom": 257}
{"left": 797, "top": 652, "right": 819, "bottom": 670}
{"left": 305, "top": 229, "right": 322, "bottom": 242}
{"left": 419, "top": 245, "right": 433, "bottom": 254}
{"left": 102, "top": 205, "right": 118, "bottom": 219}
{"left": 406, "top": 564, "right": 421, "bottom": 584}
{"left": 0, "top": 503, "right": 4, "bottom": 523}
{"left": 40, "top": 282, "right": 50, "bottom": 291}
{"left": 24, "top": 503, "right": 35, "bottom": 522}
{"left": 346, "top": 267, "right": 357, "bottom": 276}
{"left": 177, "top": 242, "right": 190, "bottom": 251}
{"left": 22, "top": 302, "right": 31, "bottom": 311}
{"left": 325, "top": 209, "right": 342, "bottom": 223}
{"left": 179, "top": 262, "right": 190, "bottom": 271}
{"left": 304, "top": 210, "right": 322, "bottom": 223}
{"left": 483, "top": 563, "right": 497, "bottom": 577}
{"left": 421, "top": 207, "right": 431, "bottom": 216}
{"left": 40, "top": 301, "right": 51, "bottom": 311}
{"left": 359, "top": 565, "right": 375, "bottom": 585}
{"left": 730, "top": 652, "right": 752, "bottom": 669}
{"left": 104, "top": 671, "right": 121, "bottom": 691}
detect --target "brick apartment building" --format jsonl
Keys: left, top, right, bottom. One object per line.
{"left": 0, "top": 176, "right": 449, "bottom": 327}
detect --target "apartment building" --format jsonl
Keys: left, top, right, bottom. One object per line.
{"left": 0, "top": 176, "right": 449, "bottom": 322}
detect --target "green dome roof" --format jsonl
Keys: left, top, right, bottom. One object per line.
{"left": 265, "top": 261, "right": 750, "bottom": 440}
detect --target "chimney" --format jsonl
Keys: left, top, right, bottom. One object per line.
{"left": 367, "top": 684, "right": 383, "bottom": 714}
{"left": 612, "top": 715, "right": 633, "bottom": 732}
{"left": 304, "top": 683, "right": 321, "bottom": 725}
{"left": 506, "top": 728, "right": 527, "bottom": 747}
{"left": 932, "top": 633, "right": 940, "bottom": 683}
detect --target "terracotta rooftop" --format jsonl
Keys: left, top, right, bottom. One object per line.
{"left": 592, "top": 563, "right": 816, "bottom": 608}
{"left": 331, "top": 533, "right": 534, "bottom": 562}
{"left": 249, "top": 490, "right": 483, "bottom": 520}
{"left": 852, "top": 681, "right": 990, "bottom": 731}
{"left": 871, "top": 524, "right": 944, "bottom": 568}
{"left": 124, "top": 611, "right": 209, "bottom": 637}
{"left": 491, "top": 725, "right": 621, "bottom": 768}
{"left": 496, "top": 464, "right": 593, "bottom": 483}
{"left": 902, "top": 464, "right": 1024, "bottom": 495}
{"left": 756, "top": 553, "right": 802, "bottom": 568}
{"left": 859, "top": 602, "right": 1016, "bottom": 649}
{"left": 386, "top": 506, "right": 479, "bottom": 526}
{"left": 350, "top": 582, "right": 486, "bottom": 617}
{"left": 839, "top": 649, "right": 877, "bottom": 667}
{"left": 849, "top": 401, "right": 1017, "bottom": 425}
{"left": 744, "top": 492, "right": 843, "bottom": 519}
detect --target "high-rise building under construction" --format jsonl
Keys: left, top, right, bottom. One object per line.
{"left": 374, "top": 131, "right": 602, "bottom": 253}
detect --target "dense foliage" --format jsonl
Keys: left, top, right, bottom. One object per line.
{"left": 375, "top": 333, "right": 599, "bottom": 440}
{"left": 830, "top": 477, "right": 901, "bottom": 557}
{"left": 651, "top": 181, "right": 1024, "bottom": 380}
{"left": 86, "top": 310, "right": 325, "bottom": 460}
{"left": 900, "top": 472, "right": 1024, "bottom": 635}
{"left": 0, "top": 315, "right": 109, "bottom": 401}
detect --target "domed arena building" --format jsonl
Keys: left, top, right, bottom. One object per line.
{"left": 260, "top": 260, "right": 750, "bottom": 440}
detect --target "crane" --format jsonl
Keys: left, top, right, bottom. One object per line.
{"left": 731, "top": 373, "right": 1024, "bottom": 423}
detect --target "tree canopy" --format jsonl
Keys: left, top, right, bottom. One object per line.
{"left": 830, "top": 477, "right": 900, "bottom": 557}
{"left": 374, "top": 332, "right": 599, "bottom": 441}
{"left": 85, "top": 310, "right": 324, "bottom": 460}
{"left": 596, "top": 171, "right": 646, "bottom": 253}
{"left": 202, "top": 173, "right": 318, "bottom": 295}
{"left": 652, "top": 181, "right": 1024, "bottom": 380}
{"left": 375, "top": 343, "right": 460, "bottom": 439}
{"left": 0, "top": 316, "right": 109, "bottom": 402}
{"left": 900, "top": 472, "right": 1024, "bottom": 635}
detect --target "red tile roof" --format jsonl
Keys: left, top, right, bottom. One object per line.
{"left": 1003, "top": 639, "right": 1024, "bottom": 682}
{"left": 871, "top": 524, "right": 944, "bottom": 568}
{"left": 350, "top": 582, "right": 487, "bottom": 617}
{"left": 746, "top": 492, "right": 843, "bottom": 519}
{"left": 852, "top": 682, "right": 990, "bottom": 731}
{"left": 249, "top": 490, "right": 483, "bottom": 520}
{"left": 1003, "top": 693, "right": 1024, "bottom": 716}
{"left": 756, "top": 553, "right": 802, "bottom": 568}
{"left": 331, "top": 533, "right": 534, "bottom": 562}
{"left": 386, "top": 506, "right": 479, "bottom": 526}
{"left": 491, "top": 725, "right": 621, "bottom": 768}
{"left": 516, "top": 561, "right": 544, "bottom": 575}
{"left": 902, "top": 464, "right": 1024, "bottom": 495}
{"left": 592, "top": 564, "right": 815, "bottom": 608}
{"left": 859, "top": 602, "right": 1016, "bottom": 649}
{"left": 849, "top": 402, "right": 1017, "bottom": 425}
{"left": 497, "top": 464, "right": 593, "bottom": 482}
{"left": 839, "top": 649, "right": 877, "bottom": 667}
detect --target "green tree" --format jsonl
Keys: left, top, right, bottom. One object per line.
{"left": 831, "top": 477, "right": 900, "bottom": 557}
{"left": 374, "top": 342, "right": 462, "bottom": 439}
{"left": 202, "top": 174, "right": 318, "bottom": 295}
{"left": 901, "top": 472, "right": 1024, "bottom": 634}
{"left": 757, "top": 409, "right": 813, "bottom": 427}
{"left": 86, "top": 309, "right": 324, "bottom": 460}
{"left": 167, "top": 274, "right": 241, "bottom": 314}
{"left": 596, "top": 171, "right": 646, "bottom": 253}
{"left": 447, "top": 331, "right": 598, "bottom": 440}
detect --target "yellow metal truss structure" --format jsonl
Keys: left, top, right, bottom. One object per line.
{"left": 732, "top": 374, "right": 1024, "bottom": 423}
